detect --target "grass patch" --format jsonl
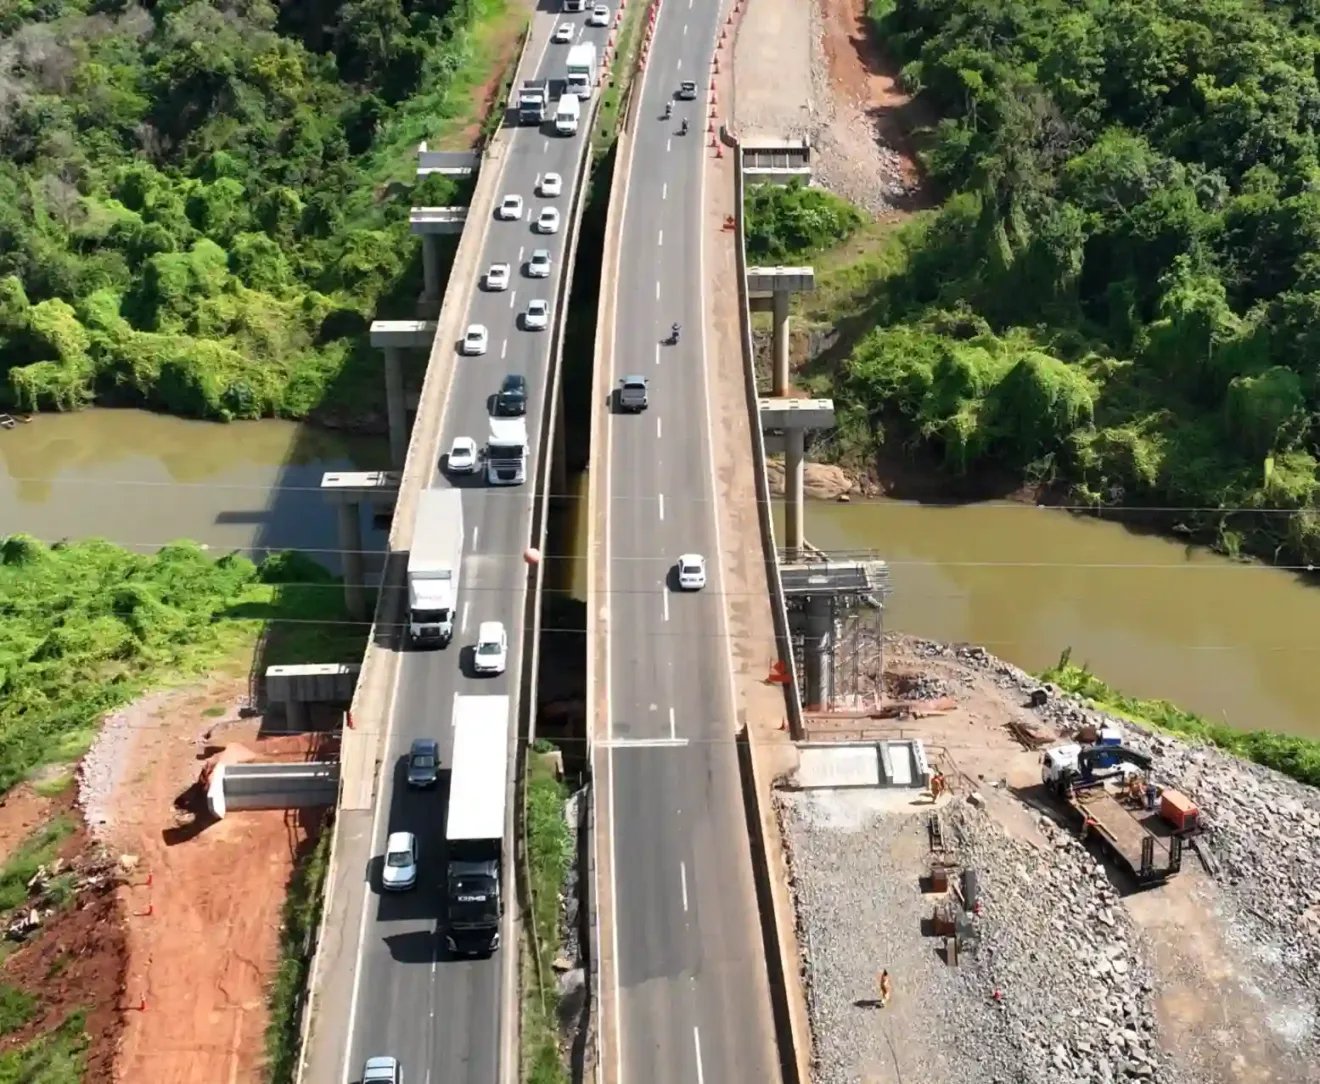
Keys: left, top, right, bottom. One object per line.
{"left": 521, "top": 744, "right": 571, "bottom": 1084}
{"left": 0, "top": 1010, "right": 88, "bottom": 1083}
{"left": 1042, "top": 651, "right": 1320, "bottom": 790}
{"left": 264, "top": 821, "right": 333, "bottom": 1084}
{"left": 592, "top": 0, "right": 649, "bottom": 154}
{"left": 744, "top": 180, "right": 864, "bottom": 262}
{"left": 0, "top": 816, "right": 75, "bottom": 913}
{"left": 30, "top": 775, "right": 74, "bottom": 799}
{"left": 0, "top": 537, "right": 365, "bottom": 798}
{"left": 0, "top": 983, "right": 37, "bottom": 1038}
{"left": 477, "top": 21, "right": 531, "bottom": 148}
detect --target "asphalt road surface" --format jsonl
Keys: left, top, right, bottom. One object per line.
{"left": 602, "top": 1, "right": 782, "bottom": 1081}
{"left": 338, "top": 12, "right": 610, "bottom": 1084}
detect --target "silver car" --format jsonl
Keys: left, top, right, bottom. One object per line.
{"left": 382, "top": 831, "right": 418, "bottom": 891}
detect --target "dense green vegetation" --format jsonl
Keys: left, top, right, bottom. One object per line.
{"left": 266, "top": 822, "right": 333, "bottom": 1084}
{"left": 772, "top": 0, "right": 1320, "bottom": 563}
{"left": 0, "top": 0, "right": 512, "bottom": 423}
{"left": 0, "top": 984, "right": 38, "bottom": 1038}
{"left": 0, "top": 1010, "right": 88, "bottom": 1083}
{"left": 522, "top": 744, "right": 571, "bottom": 1084}
{"left": 745, "top": 181, "right": 863, "bottom": 261}
{"left": 1043, "top": 651, "right": 1320, "bottom": 788}
{"left": 0, "top": 535, "right": 361, "bottom": 796}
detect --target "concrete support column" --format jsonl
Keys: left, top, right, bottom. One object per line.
{"left": 421, "top": 235, "right": 441, "bottom": 303}
{"left": 384, "top": 345, "right": 408, "bottom": 469}
{"left": 784, "top": 426, "right": 806, "bottom": 562}
{"left": 803, "top": 595, "right": 834, "bottom": 710}
{"left": 772, "top": 289, "right": 791, "bottom": 396}
{"left": 283, "top": 696, "right": 308, "bottom": 731}
{"left": 337, "top": 501, "right": 367, "bottom": 621}
{"left": 551, "top": 396, "right": 569, "bottom": 501}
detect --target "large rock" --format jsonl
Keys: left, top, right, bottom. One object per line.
{"left": 764, "top": 456, "right": 855, "bottom": 500}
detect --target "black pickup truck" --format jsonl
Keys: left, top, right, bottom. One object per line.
{"left": 617, "top": 375, "right": 649, "bottom": 413}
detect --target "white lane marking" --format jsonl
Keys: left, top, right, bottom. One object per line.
{"left": 657, "top": 416, "right": 663, "bottom": 439}
{"left": 510, "top": 289, "right": 518, "bottom": 309}
{"left": 680, "top": 859, "right": 688, "bottom": 910}
{"left": 534, "top": 172, "right": 542, "bottom": 189}
{"left": 449, "top": 690, "right": 460, "bottom": 726}
{"left": 669, "top": 707, "right": 677, "bottom": 742}
{"left": 461, "top": 600, "right": 470, "bottom": 633}
{"left": 658, "top": 229, "right": 664, "bottom": 247}
{"left": 662, "top": 589, "right": 669, "bottom": 623}
{"left": 667, "top": 138, "right": 672, "bottom": 153}
{"left": 683, "top": 22, "right": 687, "bottom": 33}
{"left": 472, "top": 524, "right": 480, "bottom": 550}
{"left": 655, "top": 342, "right": 660, "bottom": 365}
{"left": 662, "top": 182, "right": 668, "bottom": 200}
{"left": 501, "top": 338, "right": 508, "bottom": 358}
{"left": 655, "top": 280, "right": 661, "bottom": 300}
{"left": 658, "top": 492, "right": 665, "bottom": 520}
{"left": 694, "top": 1027, "right": 705, "bottom": 1084}
{"left": 518, "top": 245, "right": 525, "bottom": 263}
{"left": 600, "top": 737, "right": 690, "bottom": 748}
{"left": 677, "top": 57, "right": 682, "bottom": 70}
{"left": 543, "top": 139, "right": 550, "bottom": 152}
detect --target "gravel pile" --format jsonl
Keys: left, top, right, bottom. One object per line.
{"left": 906, "top": 635, "right": 1320, "bottom": 1055}
{"left": 77, "top": 690, "right": 167, "bottom": 838}
{"left": 782, "top": 789, "right": 1181, "bottom": 1084}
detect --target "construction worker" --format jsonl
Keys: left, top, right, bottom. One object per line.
{"left": 878, "top": 969, "right": 892, "bottom": 1008}
{"left": 929, "top": 772, "right": 946, "bottom": 803}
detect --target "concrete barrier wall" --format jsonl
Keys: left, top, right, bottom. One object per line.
{"left": 207, "top": 763, "right": 340, "bottom": 817}
{"left": 732, "top": 143, "right": 803, "bottom": 738}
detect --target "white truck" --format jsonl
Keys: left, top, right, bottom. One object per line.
{"left": 518, "top": 78, "right": 549, "bottom": 125}
{"left": 565, "top": 41, "right": 597, "bottom": 99}
{"left": 486, "top": 417, "right": 528, "bottom": 484}
{"left": 554, "top": 92, "right": 580, "bottom": 135}
{"left": 407, "top": 488, "right": 463, "bottom": 647}
{"left": 445, "top": 695, "right": 510, "bottom": 955}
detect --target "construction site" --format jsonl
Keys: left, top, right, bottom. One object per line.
{"left": 775, "top": 632, "right": 1320, "bottom": 1084}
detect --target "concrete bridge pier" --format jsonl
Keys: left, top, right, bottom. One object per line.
{"left": 369, "top": 320, "right": 438, "bottom": 469}
{"left": 802, "top": 594, "right": 834, "bottom": 709}
{"left": 321, "top": 471, "right": 400, "bottom": 620}
{"left": 760, "top": 398, "right": 836, "bottom": 562}
{"left": 264, "top": 663, "right": 361, "bottom": 728}
{"left": 748, "top": 266, "right": 816, "bottom": 396}
{"left": 410, "top": 207, "right": 469, "bottom": 307}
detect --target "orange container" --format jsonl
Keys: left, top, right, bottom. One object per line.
{"left": 1160, "top": 789, "right": 1199, "bottom": 832}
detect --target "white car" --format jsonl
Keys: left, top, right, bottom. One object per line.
{"left": 462, "top": 324, "right": 488, "bottom": 355}
{"left": 381, "top": 832, "right": 418, "bottom": 891}
{"left": 540, "top": 172, "right": 563, "bottom": 197}
{"left": 528, "top": 248, "right": 552, "bottom": 278}
{"left": 524, "top": 299, "right": 550, "bottom": 331}
{"left": 536, "top": 207, "right": 561, "bottom": 234}
{"left": 497, "top": 194, "right": 523, "bottom": 220}
{"left": 588, "top": 3, "right": 610, "bottom": 25}
{"left": 447, "top": 436, "right": 479, "bottom": 473}
{"left": 677, "top": 553, "right": 707, "bottom": 591}
{"left": 553, "top": 22, "right": 574, "bottom": 42}
{"left": 473, "top": 620, "right": 508, "bottom": 675}
{"left": 485, "top": 262, "right": 510, "bottom": 291}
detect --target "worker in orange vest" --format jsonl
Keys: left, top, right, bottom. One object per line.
{"left": 878, "top": 969, "right": 892, "bottom": 1007}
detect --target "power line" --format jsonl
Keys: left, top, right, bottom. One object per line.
{"left": 4, "top": 471, "right": 1318, "bottom": 515}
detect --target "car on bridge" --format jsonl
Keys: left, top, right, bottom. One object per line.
{"left": 677, "top": 79, "right": 698, "bottom": 100}
{"left": 473, "top": 620, "right": 509, "bottom": 675}
{"left": 528, "top": 248, "right": 552, "bottom": 278}
{"left": 677, "top": 553, "right": 707, "bottom": 591}
{"left": 540, "top": 172, "right": 563, "bottom": 197}
{"left": 524, "top": 299, "right": 550, "bottom": 331}
{"left": 485, "top": 262, "right": 510, "bottom": 291}
{"left": 462, "top": 324, "right": 489, "bottom": 355}
{"left": 495, "top": 373, "right": 528, "bottom": 416}
{"left": 382, "top": 832, "right": 418, "bottom": 891}
{"left": 588, "top": 3, "right": 610, "bottom": 25}
{"left": 553, "top": 22, "right": 574, "bottom": 42}
{"left": 362, "top": 1055, "right": 402, "bottom": 1084}
{"left": 536, "top": 207, "right": 561, "bottom": 234}
{"left": 617, "top": 375, "right": 648, "bottom": 412}
{"left": 497, "top": 193, "right": 524, "bottom": 220}
{"left": 446, "top": 436, "right": 479, "bottom": 474}
{"left": 407, "top": 737, "right": 440, "bottom": 787}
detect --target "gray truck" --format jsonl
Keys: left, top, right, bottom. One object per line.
{"left": 617, "top": 375, "right": 649, "bottom": 413}
{"left": 518, "top": 79, "right": 549, "bottom": 124}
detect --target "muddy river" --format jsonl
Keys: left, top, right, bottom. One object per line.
{"left": 0, "top": 409, "right": 389, "bottom": 576}
{"left": 771, "top": 499, "right": 1320, "bottom": 740}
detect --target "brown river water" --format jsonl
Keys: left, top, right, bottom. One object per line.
{"left": 0, "top": 409, "right": 389, "bottom": 577}
{"left": 4, "top": 412, "right": 1317, "bottom": 740}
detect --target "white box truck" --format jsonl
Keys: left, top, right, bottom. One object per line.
{"left": 565, "top": 42, "right": 597, "bottom": 99}
{"left": 554, "top": 93, "right": 580, "bottom": 135}
{"left": 408, "top": 488, "right": 463, "bottom": 647}
{"left": 486, "top": 417, "right": 528, "bottom": 485}
{"left": 445, "top": 694, "right": 510, "bottom": 955}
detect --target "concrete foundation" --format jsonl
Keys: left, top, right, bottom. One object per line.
{"left": 790, "top": 739, "right": 931, "bottom": 790}
{"left": 265, "top": 663, "right": 360, "bottom": 726}
{"left": 369, "top": 321, "right": 438, "bottom": 469}
{"left": 206, "top": 762, "right": 340, "bottom": 818}
{"left": 410, "top": 207, "right": 468, "bottom": 305}
{"left": 772, "top": 290, "right": 790, "bottom": 396}
{"left": 758, "top": 397, "right": 835, "bottom": 566}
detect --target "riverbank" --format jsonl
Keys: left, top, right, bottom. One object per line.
{"left": 783, "top": 632, "right": 1320, "bottom": 1084}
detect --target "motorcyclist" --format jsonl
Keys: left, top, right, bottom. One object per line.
{"left": 664, "top": 101, "right": 672, "bottom": 119}
{"left": 671, "top": 322, "right": 680, "bottom": 342}
{"left": 680, "top": 118, "right": 688, "bottom": 135}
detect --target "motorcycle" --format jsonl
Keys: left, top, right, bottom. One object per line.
{"left": 669, "top": 323, "right": 681, "bottom": 344}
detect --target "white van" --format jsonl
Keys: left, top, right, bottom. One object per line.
{"left": 554, "top": 94, "right": 580, "bottom": 136}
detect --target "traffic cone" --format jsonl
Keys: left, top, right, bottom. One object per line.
{"left": 715, "top": 143, "right": 723, "bottom": 158}
{"left": 714, "top": 58, "right": 720, "bottom": 73}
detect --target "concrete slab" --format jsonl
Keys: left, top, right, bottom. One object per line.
{"left": 758, "top": 397, "right": 835, "bottom": 429}
{"left": 320, "top": 471, "right": 401, "bottom": 505}
{"left": 747, "top": 266, "right": 816, "bottom": 294}
{"left": 411, "top": 207, "right": 468, "bottom": 234}
{"left": 793, "top": 744, "right": 881, "bottom": 788}
{"left": 369, "top": 320, "right": 438, "bottom": 348}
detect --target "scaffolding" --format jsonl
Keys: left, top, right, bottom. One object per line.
{"left": 778, "top": 552, "right": 892, "bottom": 711}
